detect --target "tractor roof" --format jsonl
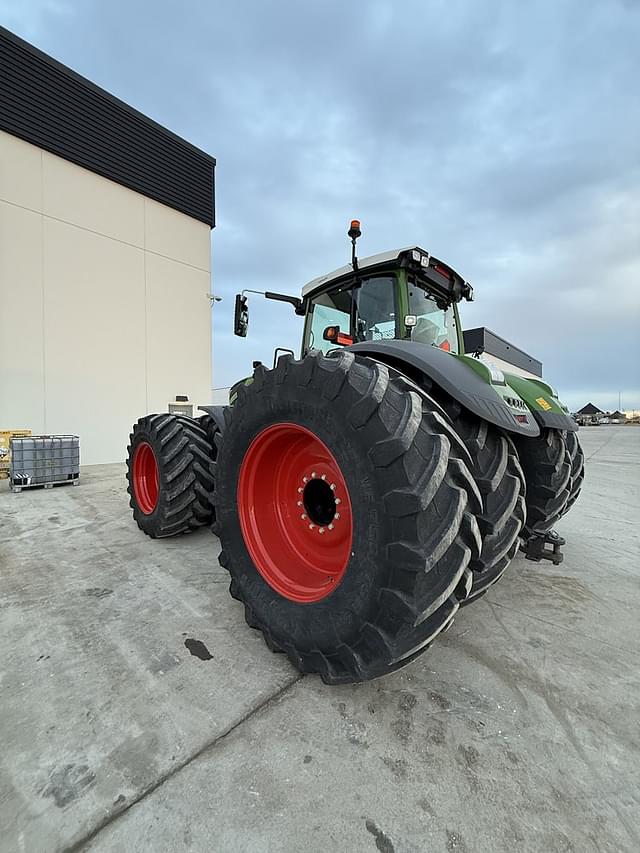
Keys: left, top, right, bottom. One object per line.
{"left": 301, "top": 246, "right": 473, "bottom": 305}
{"left": 301, "top": 247, "right": 414, "bottom": 298}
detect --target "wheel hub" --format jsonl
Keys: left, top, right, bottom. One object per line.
{"left": 237, "top": 423, "right": 353, "bottom": 603}
{"left": 298, "top": 472, "right": 343, "bottom": 532}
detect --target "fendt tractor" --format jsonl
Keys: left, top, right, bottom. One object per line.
{"left": 126, "top": 222, "right": 584, "bottom": 684}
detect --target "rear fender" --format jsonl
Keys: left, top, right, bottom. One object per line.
{"left": 347, "top": 341, "right": 540, "bottom": 437}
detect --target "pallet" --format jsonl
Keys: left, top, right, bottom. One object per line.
{"left": 10, "top": 477, "right": 79, "bottom": 493}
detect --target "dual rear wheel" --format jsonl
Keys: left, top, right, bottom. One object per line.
{"left": 126, "top": 413, "right": 217, "bottom": 538}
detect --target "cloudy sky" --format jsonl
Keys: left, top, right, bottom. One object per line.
{"left": 3, "top": 0, "right": 639, "bottom": 411}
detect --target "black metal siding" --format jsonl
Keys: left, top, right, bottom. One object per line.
{"left": 0, "top": 27, "right": 215, "bottom": 227}
{"left": 463, "top": 327, "right": 543, "bottom": 377}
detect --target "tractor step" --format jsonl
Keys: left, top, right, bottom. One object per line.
{"left": 521, "top": 529, "right": 565, "bottom": 565}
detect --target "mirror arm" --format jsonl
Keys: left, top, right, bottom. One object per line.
{"left": 264, "top": 291, "right": 304, "bottom": 314}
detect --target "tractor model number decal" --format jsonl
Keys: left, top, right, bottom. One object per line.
{"left": 536, "top": 397, "right": 552, "bottom": 411}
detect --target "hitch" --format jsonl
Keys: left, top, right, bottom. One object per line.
{"left": 521, "top": 529, "right": 565, "bottom": 565}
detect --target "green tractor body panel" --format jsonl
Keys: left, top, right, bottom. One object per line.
{"left": 503, "top": 373, "right": 578, "bottom": 432}
{"left": 452, "top": 355, "right": 576, "bottom": 432}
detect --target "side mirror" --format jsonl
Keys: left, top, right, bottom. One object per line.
{"left": 234, "top": 294, "right": 249, "bottom": 337}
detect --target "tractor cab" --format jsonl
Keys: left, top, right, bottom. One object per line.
{"left": 233, "top": 221, "right": 474, "bottom": 365}
{"left": 299, "top": 242, "right": 474, "bottom": 358}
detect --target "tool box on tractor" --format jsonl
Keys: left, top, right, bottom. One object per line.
{"left": 126, "top": 222, "right": 583, "bottom": 684}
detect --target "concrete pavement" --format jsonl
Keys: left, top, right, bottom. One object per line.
{"left": 1, "top": 426, "right": 638, "bottom": 852}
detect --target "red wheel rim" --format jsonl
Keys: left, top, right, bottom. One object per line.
{"left": 132, "top": 441, "right": 159, "bottom": 514}
{"left": 237, "top": 423, "right": 353, "bottom": 603}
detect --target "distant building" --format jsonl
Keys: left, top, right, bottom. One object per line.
{"left": 576, "top": 403, "right": 604, "bottom": 426}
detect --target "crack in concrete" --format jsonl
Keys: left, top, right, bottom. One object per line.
{"left": 584, "top": 430, "right": 618, "bottom": 462}
{"left": 62, "top": 674, "right": 303, "bottom": 853}
{"left": 489, "top": 600, "right": 640, "bottom": 659}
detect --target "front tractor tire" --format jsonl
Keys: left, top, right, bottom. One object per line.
{"left": 126, "top": 413, "right": 216, "bottom": 538}
{"left": 214, "top": 350, "right": 483, "bottom": 685}
{"left": 562, "top": 430, "right": 585, "bottom": 516}
{"left": 515, "top": 429, "right": 571, "bottom": 538}
{"left": 447, "top": 410, "right": 526, "bottom": 604}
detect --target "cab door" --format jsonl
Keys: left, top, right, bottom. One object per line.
{"left": 302, "top": 282, "right": 356, "bottom": 355}
{"left": 302, "top": 275, "right": 398, "bottom": 355}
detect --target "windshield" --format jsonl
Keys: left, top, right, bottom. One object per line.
{"left": 304, "top": 275, "right": 458, "bottom": 354}
{"left": 408, "top": 284, "right": 459, "bottom": 353}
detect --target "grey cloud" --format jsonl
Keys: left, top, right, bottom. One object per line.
{"left": 5, "top": 0, "right": 639, "bottom": 407}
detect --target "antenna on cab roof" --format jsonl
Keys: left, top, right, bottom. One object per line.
{"left": 348, "top": 219, "right": 361, "bottom": 271}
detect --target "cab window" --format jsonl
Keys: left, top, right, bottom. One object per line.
{"left": 307, "top": 288, "right": 353, "bottom": 354}
{"left": 355, "top": 277, "right": 396, "bottom": 341}
{"left": 408, "top": 286, "right": 459, "bottom": 353}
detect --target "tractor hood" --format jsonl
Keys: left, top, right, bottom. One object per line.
{"left": 503, "top": 373, "right": 578, "bottom": 432}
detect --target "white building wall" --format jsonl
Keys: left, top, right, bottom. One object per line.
{"left": 0, "top": 130, "right": 212, "bottom": 464}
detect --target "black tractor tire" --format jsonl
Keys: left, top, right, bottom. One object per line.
{"left": 562, "top": 430, "right": 585, "bottom": 516}
{"left": 214, "top": 350, "right": 483, "bottom": 685}
{"left": 515, "top": 429, "right": 571, "bottom": 538}
{"left": 126, "top": 413, "right": 216, "bottom": 538}
{"left": 446, "top": 409, "right": 526, "bottom": 604}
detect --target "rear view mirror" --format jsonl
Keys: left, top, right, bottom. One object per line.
{"left": 234, "top": 294, "right": 249, "bottom": 337}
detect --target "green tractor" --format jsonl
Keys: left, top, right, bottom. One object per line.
{"left": 126, "top": 222, "right": 583, "bottom": 684}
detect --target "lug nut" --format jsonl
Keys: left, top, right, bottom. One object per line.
{"left": 301, "top": 514, "right": 307, "bottom": 520}
{"left": 319, "top": 528, "right": 325, "bottom": 534}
